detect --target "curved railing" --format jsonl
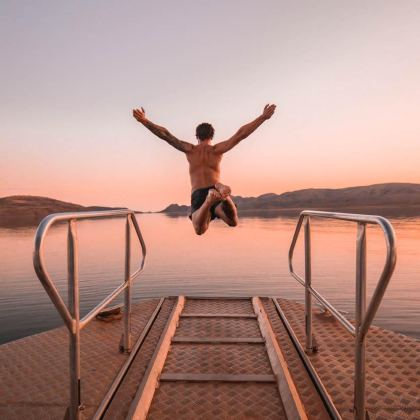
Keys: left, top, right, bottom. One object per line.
{"left": 288, "top": 210, "right": 397, "bottom": 420}
{"left": 33, "top": 209, "right": 146, "bottom": 420}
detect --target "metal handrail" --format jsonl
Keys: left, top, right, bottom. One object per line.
{"left": 33, "top": 209, "right": 146, "bottom": 420}
{"left": 288, "top": 210, "right": 397, "bottom": 420}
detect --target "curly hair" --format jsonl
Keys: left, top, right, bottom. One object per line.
{"left": 195, "top": 123, "right": 215, "bottom": 141}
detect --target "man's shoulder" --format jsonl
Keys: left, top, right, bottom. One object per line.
{"left": 211, "top": 141, "right": 228, "bottom": 155}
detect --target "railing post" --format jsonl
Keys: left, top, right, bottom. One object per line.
{"left": 354, "top": 222, "right": 367, "bottom": 419}
{"left": 67, "top": 220, "right": 82, "bottom": 420}
{"left": 122, "top": 215, "right": 132, "bottom": 353}
{"left": 304, "top": 217, "right": 313, "bottom": 352}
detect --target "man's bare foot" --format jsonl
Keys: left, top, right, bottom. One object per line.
{"left": 206, "top": 188, "right": 222, "bottom": 205}
{"left": 215, "top": 182, "right": 231, "bottom": 200}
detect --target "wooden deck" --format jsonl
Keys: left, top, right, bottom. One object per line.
{"left": 0, "top": 297, "right": 419, "bottom": 419}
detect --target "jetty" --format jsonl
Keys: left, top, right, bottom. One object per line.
{"left": 0, "top": 209, "right": 419, "bottom": 419}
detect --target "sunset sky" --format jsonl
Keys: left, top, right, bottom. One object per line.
{"left": 2, "top": 1, "right": 420, "bottom": 211}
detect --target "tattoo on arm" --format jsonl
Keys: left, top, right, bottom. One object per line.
{"left": 142, "top": 120, "right": 192, "bottom": 153}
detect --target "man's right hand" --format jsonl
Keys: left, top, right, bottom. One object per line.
{"left": 262, "top": 104, "right": 276, "bottom": 120}
{"left": 133, "top": 107, "right": 147, "bottom": 123}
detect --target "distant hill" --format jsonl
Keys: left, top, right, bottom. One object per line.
{"left": 0, "top": 196, "right": 120, "bottom": 227}
{"left": 161, "top": 183, "right": 420, "bottom": 217}
{"left": 162, "top": 203, "right": 190, "bottom": 214}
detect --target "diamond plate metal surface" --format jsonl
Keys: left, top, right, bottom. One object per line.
{"left": 2, "top": 297, "right": 417, "bottom": 420}
{"left": 0, "top": 299, "right": 161, "bottom": 420}
{"left": 183, "top": 299, "right": 254, "bottom": 315}
{"left": 276, "top": 298, "right": 420, "bottom": 420}
{"left": 175, "top": 317, "right": 262, "bottom": 339}
{"left": 147, "top": 382, "right": 286, "bottom": 419}
{"left": 163, "top": 343, "right": 273, "bottom": 375}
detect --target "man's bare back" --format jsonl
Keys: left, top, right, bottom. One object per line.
{"left": 186, "top": 143, "right": 222, "bottom": 191}
{"left": 133, "top": 104, "right": 276, "bottom": 235}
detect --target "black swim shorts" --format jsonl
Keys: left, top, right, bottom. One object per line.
{"left": 189, "top": 185, "right": 221, "bottom": 220}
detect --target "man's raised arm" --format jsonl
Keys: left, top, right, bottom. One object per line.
{"left": 213, "top": 104, "right": 276, "bottom": 154}
{"left": 133, "top": 108, "right": 193, "bottom": 153}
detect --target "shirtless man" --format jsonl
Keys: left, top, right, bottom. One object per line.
{"left": 133, "top": 104, "right": 276, "bottom": 235}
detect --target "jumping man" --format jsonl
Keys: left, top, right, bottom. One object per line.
{"left": 133, "top": 104, "right": 276, "bottom": 235}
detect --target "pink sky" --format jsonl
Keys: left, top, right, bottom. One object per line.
{"left": 1, "top": 1, "right": 420, "bottom": 211}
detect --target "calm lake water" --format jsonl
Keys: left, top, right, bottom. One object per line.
{"left": 1, "top": 213, "right": 419, "bottom": 344}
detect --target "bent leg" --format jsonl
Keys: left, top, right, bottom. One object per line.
{"left": 214, "top": 196, "right": 238, "bottom": 227}
{"left": 191, "top": 189, "right": 222, "bottom": 235}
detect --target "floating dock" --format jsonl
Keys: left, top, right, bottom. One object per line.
{"left": 1, "top": 297, "right": 419, "bottom": 419}
{"left": 1, "top": 208, "right": 419, "bottom": 419}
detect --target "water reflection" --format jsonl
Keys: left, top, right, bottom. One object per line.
{"left": 0, "top": 214, "right": 419, "bottom": 344}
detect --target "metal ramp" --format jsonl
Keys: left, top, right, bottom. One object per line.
{"left": 125, "top": 296, "right": 307, "bottom": 420}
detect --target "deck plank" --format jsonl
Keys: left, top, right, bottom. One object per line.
{"left": 253, "top": 296, "right": 308, "bottom": 420}
{"left": 172, "top": 336, "right": 264, "bottom": 344}
{"left": 125, "top": 296, "right": 185, "bottom": 420}
{"left": 180, "top": 313, "right": 257, "bottom": 318}
{"left": 160, "top": 373, "right": 277, "bottom": 382}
